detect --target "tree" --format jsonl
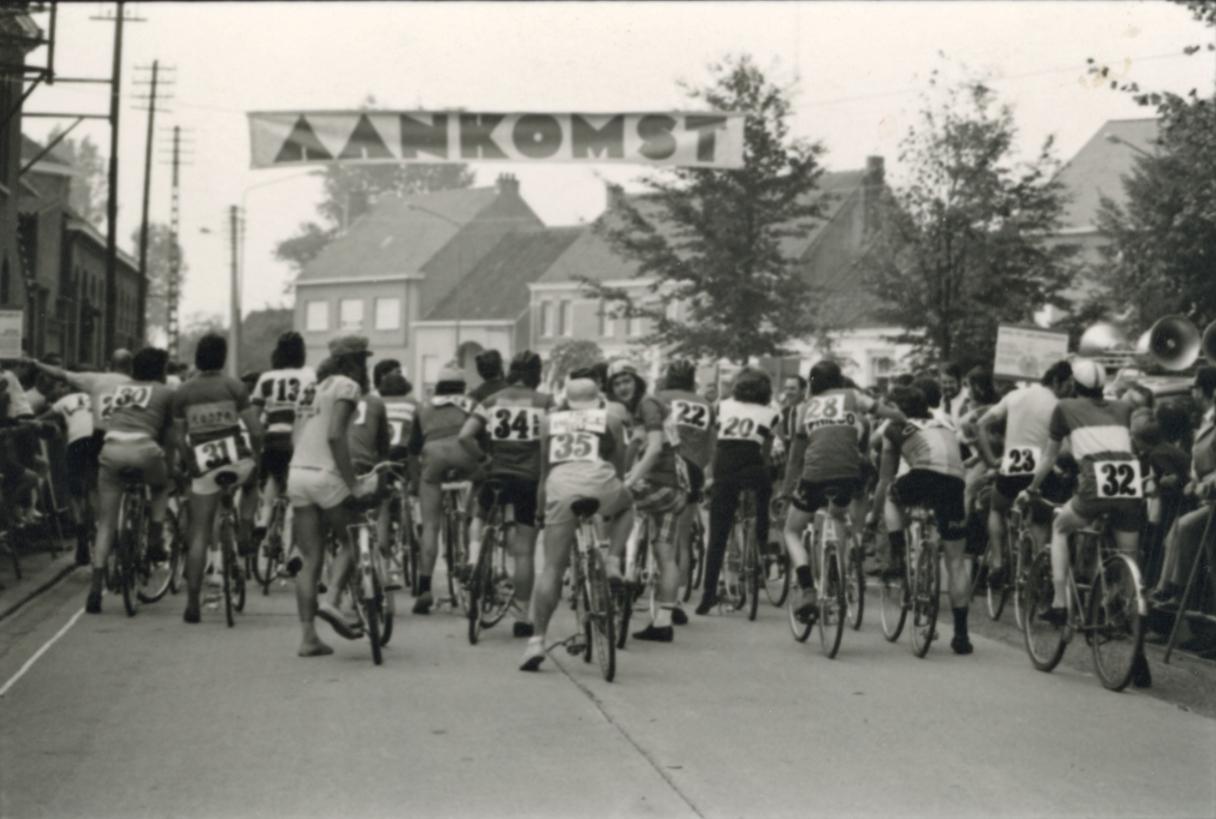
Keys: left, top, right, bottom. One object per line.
{"left": 865, "top": 77, "right": 1076, "bottom": 367}
{"left": 130, "top": 223, "right": 186, "bottom": 337}
{"left": 274, "top": 96, "right": 476, "bottom": 279}
{"left": 1087, "top": 4, "right": 1216, "bottom": 328}
{"left": 45, "top": 126, "right": 106, "bottom": 227}
{"left": 238, "top": 307, "right": 294, "bottom": 372}
{"left": 543, "top": 339, "right": 604, "bottom": 388}
{"left": 589, "top": 55, "right": 825, "bottom": 364}
{"left": 176, "top": 313, "right": 225, "bottom": 367}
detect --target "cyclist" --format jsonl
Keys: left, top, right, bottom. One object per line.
{"left": 88, "top": 348, "right": 177, "bottom": 615}
{"left": 976, "top": 360, "right": 1074, "bottom": 584}
{"left": 608, "top": 360, "right": 686, "bottom": 642}
{"left": 407, "top": 364, "right": 482, "bottom": 614}
{"left": 459, "top": 350, "right": 552, "bottom": 637}
{"left": 520, "top": 376, "right": 633, "bottom": 671}
{"left": 371, "top": 358, "right": 403, "bottom": 397}
{"left": 251, "top": 332, "right": 316, "bottom": 575}
{"left": 470, "top": 349, "right": 508, "bottom": 402}
{"left": 655, "top": 359, "right": 715, "bottom": 625}
{"left": 1017, "top": 358, "right": 1150, "bottom": 685}
{"left": 171, "top": 334, "right": 263, "bottom": 624}
{"left": 287, "top": 336, "right": 377, "bottom": 656}
{"left": 697, "top": 368, "right": 780, "bottom": 614}
{"left": 874, "top": 384, "right": 975, "bottom": 655}
{"left": 47, "top": 378, "right": 95, "bottom": 564}
{"left": 780, "top": 360, "right": 900, "bottom": 619}
{"left": 347, "top": 375, "right": 400, "bottom": 590}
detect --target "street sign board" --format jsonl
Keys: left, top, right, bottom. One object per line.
{"left": 0, "top": 309, "right": 23, "bottom": 359}
{"left": 994, "top": 324, "right": 1069, "bottom": 381}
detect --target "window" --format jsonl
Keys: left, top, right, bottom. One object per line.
{"left": 629, "top": 314, "right": 645, "bottom": 338}
{"left": 339, "top": 298, "right": 363, "bottom": 331}
{"left": 598, "top": 302, "right": 614, "bottom": 338}
{"left": 305, "top": 300, "right": 329, "bottom": 332}
{"left": 539, "top": 300, "right": 554, "bottom": 337}
{"left": 375, "top": 297, "right": 400, "bottom": 331}
{"left": 558, "top": 300, "right": 572, "bottom": 337}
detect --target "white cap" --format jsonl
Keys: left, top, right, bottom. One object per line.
{"left": 1071, "top": 358, "right": 1106, "bottom": 391}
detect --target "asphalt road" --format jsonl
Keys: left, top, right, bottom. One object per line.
{"left": 1, "top": 570, "right": 1213, "bottom": 819}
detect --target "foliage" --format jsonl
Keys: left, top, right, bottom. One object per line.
{"left": 588, "top": 54, "right": 825, "bottom": 364}
{"left": 129, "top": 223, "right": 186, "bottom": 337}
{"left": 543, "top": 339, "right": 604, "bottom": 387}
{"left": 45, "top": 126, "right": 106, "bottom": 227}
{"left": 274, "top": 96, "right": 475, "bottom": 280}
{"left": 174, "top": 307, "right": 292, "bottom": 373}
{"left": 865, "top": 77, "right": 1076, "bottom": 367}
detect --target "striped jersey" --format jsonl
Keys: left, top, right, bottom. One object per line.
{"left": 885, "top": 416, "right": 964, "bottom": 479}
{"left": 797, "top": 388, "right": 875, "bottom": 482}
{"left": 1049, "top": 398, "right": 1138, "bottom": 500}
{"left": 475, "top": 386, "right": 553, "bottom": 480}
{"left": 655, "top": 388, "right": 715, "bottom": 469}
{"left": 252, "top": 367, "right": 317, "bottom": 437}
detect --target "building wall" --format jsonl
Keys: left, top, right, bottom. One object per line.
{"left": 411, "top": 323, "right": 513, "bottom": 392}
{"left": 294, "top": 278, "right": 414, "bottom": 369}
{"left": 61, "top": 229, "right": 141, "bottom": 368}
{"left": 0, "top": 37, "right": 25, "bottom": 319}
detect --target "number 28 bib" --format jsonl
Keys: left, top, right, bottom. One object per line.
{"left": 1093, "top": 459, "right": 1143, "bottom": 499}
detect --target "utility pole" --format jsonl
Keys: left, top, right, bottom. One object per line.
{"left": 91, "top": 1, "right": 144, "bottom": 356}
{"left": 228, "top": 205, "right": 242, "bottom": 379}
{"left": 166, "top": 126, "right": 182, "bottom": 359}
{"left": 132, "top": 60, "right": 175, "bottom": 345}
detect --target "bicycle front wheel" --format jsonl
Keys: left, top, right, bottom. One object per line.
{"left": 745, "top": 527, "right": 761, "bottom": 622}
{"left": 1022, "top": 551, "right": 1067, "bottom": 672}
{"left": 763, "top": 545, "right": 790, "bottom": 607}
{"left": 846, "top": 544, "right": 864, "bottom": 631}
{"left": 467, "top": 543, "right": 488, "bottom": 646}
{"left": 1089, "top": 553, "right": 1145, "bottom": 692}
{"left": 587, "top": 548, "right": 616, "bottom": 682}
{"left": 1011, "top": 529, "right": 1036, "bottom": 630}
{"left": 879, "top": 572, "right": 908, "bottom": 642}
{"left": 364, "top": 586, "right": 384, "bottom": 666}
{"left": 818, "top": 545, "right": 846, "bottom": 659}
{"left": 910, "top": 542, "right": 940, "bottom": 658}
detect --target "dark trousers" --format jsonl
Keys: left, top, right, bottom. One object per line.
{"left": 703, "top": 465, "right": 772, "bottom": 597}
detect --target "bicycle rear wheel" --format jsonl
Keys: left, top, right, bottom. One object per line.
{"left": 467, "top": 539, "right": 490, "bottom": 645}
{"left": 481, "top": 528, "right": 515, "bottom": 629}
{"left": 364, "top": 582, "right": 384, "bottom": 666}
{"left": 846, "top": 543, "right": 864, "bottom": 630}
{"left": 587, "top": 548, "right": 616, "bottom": 682}
{"left": 1022, "top": 551, "right": 1067, "bottom": 672}
{"left": 722, "top": 526, "right": 745, "bottom": 611}
{"left": 683, "top": 514, "right": 704, "bottom": 603}
{"left": 786, "top": 580, "right": 813, "bottom": 642}
{"left": 1012, "top": 529, "right": 1036, "bottom": 630}
{"left": 818, "top": 545, "right": 846, "bottom": 658}
{"left": 879, "top": 570, "right": 908, "bottom": 642}
{"left": 910, "top": 541, "right": 940, "bottom": 658}
{"left": 118, "top": 496, "right": 139, "bottom": 617}
{"left": 1089, "top": 553, "right": 1145, "bottom": 692}
{"left": 745, "top": 527, "right": 761, "bottom": 622}
{"left": 445, "top": 508, "right": 470, "bottom": 613}
{"left": 136, "top": 513, "right": 177, "bottom": 604}
{"left": 763, "top": 546, "right": 790, "bottom": 607}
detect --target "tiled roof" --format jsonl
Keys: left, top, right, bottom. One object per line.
{"left": 296, "top": 186, "right": 501, "bottom": 282}
{"left": 20, "top": 134, "right": 74, "bottom": 171}
{"left": 1054, "top": 118, "right": 1158, "bottom": 230}
{"left": 426, "top": 227, "right": 584, "bottom": 320}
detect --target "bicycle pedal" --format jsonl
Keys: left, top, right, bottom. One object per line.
{"left": 565, "top": 641, "right": 586, "bottom": 655}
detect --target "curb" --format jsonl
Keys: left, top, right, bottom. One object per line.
{"left": 0, "top": 559, "right": 82, "bottom": 623}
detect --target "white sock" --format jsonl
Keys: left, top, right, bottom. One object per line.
{"left": 654, "top": 605, "right": 673, "bottom": 628}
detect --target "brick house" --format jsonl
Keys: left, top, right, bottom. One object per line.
{"left": 0, "top": 8, "right": 41, "bottom": 334}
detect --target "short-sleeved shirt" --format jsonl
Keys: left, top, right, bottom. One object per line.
{"left": 348, "top": 394, "right": 390, "bottom": 469}
{"left": 885, "top": 416, "right": 964, "bottom": 479}
{"left": 543, "top": 407, "right": 622, "bottom": 484}
{"left": 469, "top": 378, "right": 508, "bottom": 404}
{"left": 797, "top": 388, "right": 876, "bottom": 482}
{"left": 714, "top": 398, "right": 779, "bottom": 477}
{"left": 106, "top": 381, "right": 175, "bottom": 444}
{"left": 52, "top": 393, "right": 94, "bottom": 444}
{"left": 1050, "top": 398, "right": 1138, "bottom": 500}
{"left": 382, "top": 395, "right": 420, "bottom": 454}
{"left": 68, "top": 372, "right": 131, "bottom": 429}
{"left": 171, "top": 371, "right": 251, "bottom": 447}
{"left": 982, "top": 383, "right": 1057, "bottom": 477}
{"left": 411, "top": 395, "right": 478, "bottom": 450}
{"left": 252, "top": 366, "right": 317, "bottom": 438}
{"left": 1193, "top": 412, "right": 1216, "bottom": 481}
{"left": 631, "top": 395, "right": 680, "bottom": 488}
{"left": 292, "top": 375, "right": 362, "bottom": 471}
{"left": 475, "top": 386, "right": 553, "bottom": 481}
{"left": 655, "top": 389, "right": 715, "bottom": 469}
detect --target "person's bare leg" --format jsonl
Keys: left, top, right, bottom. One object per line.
{"left": 293, "top": 505, "right": 332, "bottom": 656}
{"left": 185, "top": 491, "right": 220, "bottom": 618}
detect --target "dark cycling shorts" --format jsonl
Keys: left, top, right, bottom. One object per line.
{"left": 792, "top": 478, "right": 861, "bottom": 514}
{"left": 992, "top": 471, "right": 1068, "bottom": 523}
{"left": 65, "top": 438, "right": 95, "bottom": 498}
{"left": 683, "top": 459, "right": 705, "bottom": 504}
{"left": 1069, "top": 495, "right": 1145, "bottom": 533}
{"left": 891, "top": 470, "right": 967, "bottom": 540}
{"left": 260, "top": 446, "right": 293, "bottom": 490}
{"left": 476, "top": 476, "right": 539, "bottom": 527}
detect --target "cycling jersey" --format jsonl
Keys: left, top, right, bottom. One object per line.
{"left": 1, "top": 370, "right": 31, "bottom": 419}
{"left": 983, "top": 383, "right": 1057, "bottom": 477}
{"left": 885, "top": 416, "right": 964, "bottom": 479}
{"left": 252, "top": 366, "right": 317, "bottom": 446}
{"left": 52, "top": 392, "right": 94, "bottom": 445}
{"left": 797, "top": 388, "right": 875, "bottom": 483}
{"left": 630, "top": 395, "right": 681, "bottom": 489}
{"left": 292, "top": 375, "right": 361, "bottom": 472}
{"left": 382, "top": 395, "right": 419, "bottom": 456}
{"left": 105, "top": 382, "right": 175, "bottom": 443}
{"left": 542, "top": 407, "right": 629, "bottom": 527}
{"left": 172, "top": 372, "right": 255, "bottom": 481}
{"left": 1049, "top": 398, "right": 1139, "bottom": 502}
{"left": 655, "top": 389, "right": 714, "bottom": 470}
{"left": 71, "top": 372, "right": 132, "bottom": 430}
{"left": 409, "top": 394, "right": 480, "bottom": 483}
{"left": 469, "top": 377, "right": 508, "bottom": 403}
{"left": 713, "top": 398, "right": 779, "bottom": 478}
{"left": 348, "top": 394, "right": 389, "bottom": 470}
{"left": 475, "top": 386, "right": 553, "bottom": 481}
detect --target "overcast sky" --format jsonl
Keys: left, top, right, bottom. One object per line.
{"left": 22, "top": 1, "right": 1214, "bottom": 328}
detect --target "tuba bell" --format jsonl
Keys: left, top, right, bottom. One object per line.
{"left": 1203, "top": 320, "right": 1216, "bottom": 364}
{"left": 1146, "top": 315, "right": 1202, "bottom": 371}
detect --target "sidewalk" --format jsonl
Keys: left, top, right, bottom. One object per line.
{"left": 0, "top": 540, "right": 82, "bottom": 622}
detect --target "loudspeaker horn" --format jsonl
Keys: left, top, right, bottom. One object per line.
{"left": 1147, "top": 314, "right": 1201, "bottom": 371}
{"left": 1202, "top": 320, "right": 1216, "bottom": 364}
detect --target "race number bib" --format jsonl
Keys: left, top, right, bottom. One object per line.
{"left": 111, "top": 385, "right": 153, "bottom": 410}
{"left": 1094, "top": 459, "right": 1144, "bottom": 499}
{"left": 191, "top": 435, "right": 246, "bottom": 477}
{"left": 354, "top": 401, "right": 368, "bottom": 426}
{"left": 671, "top": 400, "right": 710, "bottom": 431}
{"left": 388, "top": 420, "right": 405, "bottom": 446}
{"left": 1001, "top": 446, "right": 1040, "bottom": 476}
{"left": 490, "top": 406, "right": 543, "bottom": 442}
{"left": 804, "top": 395, "right": 854, "bottom": 430}
{"left": 98, "top": 392, "right": 117, "bottom": 420}
{"left": 720, "top": 414, "right": 758, "bottom": 441}
{"left": 266, "top": 375, "right": 302, "bottom": 407}
{"left": 550, "top": 432, "right": 598, "bottom": 464}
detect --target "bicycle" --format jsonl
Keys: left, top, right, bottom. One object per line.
{"left": 681, "top": 507, "right": 705, "bottom": 604}
{"left": 439, "top": 479, "right": 472, "bottom": 612}
{"left": 787, "top": 510, "right": 847, "bottom": 658}
{"left": 618, "top": 514, "right": 656, "bottom": 648}
{"left": 763, "top": 497, "right": 791, "bottom": 608}
{"left": 1022, "top": 501, "right": 1147, "bottom": 692}
{"left": 722, "top": 489, "right": 762, "bottom": 621}
{"left": 879, "top": 507, "right": 940, "bottom": 657}
{"left": 112, "top": 467, "right": 179, "bottom": 616}
{"left": 252, "top": 493, "right": 290, "bottom": 595}
{"left": 550, "top": 497, "right": 616, "bottom": 682}
{"left": 1005, "top": 496, "right": 1045, "bottom": 629}
{"left": 383, "top": 464, "right": 421, "bottom": 597}
{"left": 212, "top": 471, "right": 248, "bottom": 628}
{"left": 343, "top": 482, "right": 396, "bottom": 665}
{"left": 467, "top": 480, "right": 517, "bottom": 645}
{"left": 842, "top": 515, "right": 865, "bottom": 631}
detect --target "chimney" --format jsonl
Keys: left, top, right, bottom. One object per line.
{"left": 605, "top": 182, "right": 625, "bottom": 212}
{"left": 862, "top": 155, "right": 884, "bottom": 236}
{"left": 496, "top": 173, "right": 519, "bottom": 197}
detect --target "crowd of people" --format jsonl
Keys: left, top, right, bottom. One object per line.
{"left": 1, "top": 332, "right": 1214, "bottom": 677}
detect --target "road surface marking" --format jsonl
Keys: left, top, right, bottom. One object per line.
{"left": 0, "top": 607, "right": 85, "bottom": 699}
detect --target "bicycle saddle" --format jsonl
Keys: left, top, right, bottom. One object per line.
{"left": 571, "top": 497, "right": 600, "bottom": 518}
{"left": 214, "top": 470, "right": 241, "bottom": 488}
{"left": 118, "top": 467, "right": 144, "bottom": 486}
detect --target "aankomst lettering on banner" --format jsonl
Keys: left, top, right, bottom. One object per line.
{"left": 247, "top": 111, "right": 746, "bottom": 169}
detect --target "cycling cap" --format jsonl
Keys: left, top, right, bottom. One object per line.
{"left": 607, "top": 360, "right": 638, "bottom": 379}
{"left": 1071, "top": 358, "right": 1106, "bottom": 391}
{"left": 437, "top": 364, "right": 466, "bottom": 383}
{"left": 565, "top": 378, "right": 600, "bottom": 409}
